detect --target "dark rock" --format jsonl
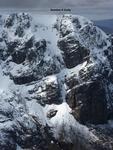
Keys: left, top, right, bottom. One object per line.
{"left": 58, "top": 36, "right": 90, "bottom": 68}
{"left": 65, "top": 75, "right": 79, "bottom": 90}
{"left": 47, "top": 109, "right": 58, "bottom": 118}
{"left": 79, "top": 64, "right": 97, "bottom": 81}
{"left": 12, "top": 50, "right": 26, "bottom": 64}
{"left": 12, "top": 74, "right": 35, "bottom": 85}
{"left": 27, "top": 76, "right": 61, "bottom": 105}
{"left": 4, "top": 14, "right": 16, "bottom": 28}
{"left": 25, "top": 37, "right": 34, "bottom": 49}
{"left": 0, "top": 131, "right": 16, "bottom": 150}
{"left": 15, "top": 26, "right": 24, "bottom": 37}
{"left": 46, "top": 84, "right": 60, "bottom": 104}
{"left": 7, "top": 40, "right": 20, "bottom": 54}
{"left": 66, "top": 80, "right": 108, "bottom": 124}
{"left": 72, "top": 18, "right": 81, "bottom": 29}
{"left": 27, "top": 49, "right": 37, "bottom": 62}
{"left": 35, "top": 39, "right": 47, "bottom": 50}
{"left": 88, "top": 124, "right": 113, "bottom": 150}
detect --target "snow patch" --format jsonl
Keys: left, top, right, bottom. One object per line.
{"left": 44, "top": 102, "right": 98, "bottom": 143}
{"left": 0, "top": 66, "right": 12, "bottom": 94}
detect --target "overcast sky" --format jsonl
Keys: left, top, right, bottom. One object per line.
{"left": 0, "top": 0, "right": 113, "bottom": 20}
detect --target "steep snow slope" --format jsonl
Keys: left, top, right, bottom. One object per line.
{"left": 0, "top": 13, "right": 113, "bottom": 150}
{"left": 0, "top": 66, "right": 11, "bottom": 94}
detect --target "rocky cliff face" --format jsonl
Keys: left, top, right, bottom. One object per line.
{"left": 0, "top": 13, "right": 113, "bottom": 150}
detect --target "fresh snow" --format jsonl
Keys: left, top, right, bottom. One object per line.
{"left": 32, "top": 15, "right": 64, "bottom": 65}
{"left": 0, "top": 66, "right": 12, "bottom": 94}
{"left": 1, "top": 13, "right": 112, "bottom": 148}
{"left": 27, "top": 99, "right": 47, "bottom": 126}
{"left": 44, "top": 102, "right": 98, "bottom": 143}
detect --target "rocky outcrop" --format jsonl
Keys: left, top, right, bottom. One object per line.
{"left": 55, "top": 15, "right": 113, "bottom": 125}
{"left": 0, "top": 13, "right": 113, "bottom": 150}
{"left": 58, "top": 35, "right": 90, "bottom": 68}
{"left": 66, "top": 80, "right": 108, "bottom": 124}
{"left": 26, "top": 76, "right": 60, "bottom": 105}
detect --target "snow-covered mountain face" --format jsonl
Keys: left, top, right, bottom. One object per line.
{"left": 0, "top": 13, "right": 113, "bottom": 150}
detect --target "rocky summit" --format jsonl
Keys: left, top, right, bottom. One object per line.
{"left": 0, "top": 13, "right": 113, "bottom": 150}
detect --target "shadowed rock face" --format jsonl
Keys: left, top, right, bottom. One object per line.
{"left": 58, "top": 35, "right": 90, "bottom": 68}
{"left": 0, "top": 13, "right": 113, "bottom": 150}
{"left": 66, "top": 80, "right": 108, "bottom": 124}
{"left": 56, "top": 15, "right": 113, "bottom": 125}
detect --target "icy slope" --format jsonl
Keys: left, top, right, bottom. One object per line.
{"left": 0, "top": 13, "right": 113, "bottom": 150}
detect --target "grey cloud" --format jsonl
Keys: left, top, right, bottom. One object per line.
{"left": 0, "top": 0, "right": 113, "bottom": 20}
{"left": 0, "top": 0, "right": 112, "bottom": 8}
